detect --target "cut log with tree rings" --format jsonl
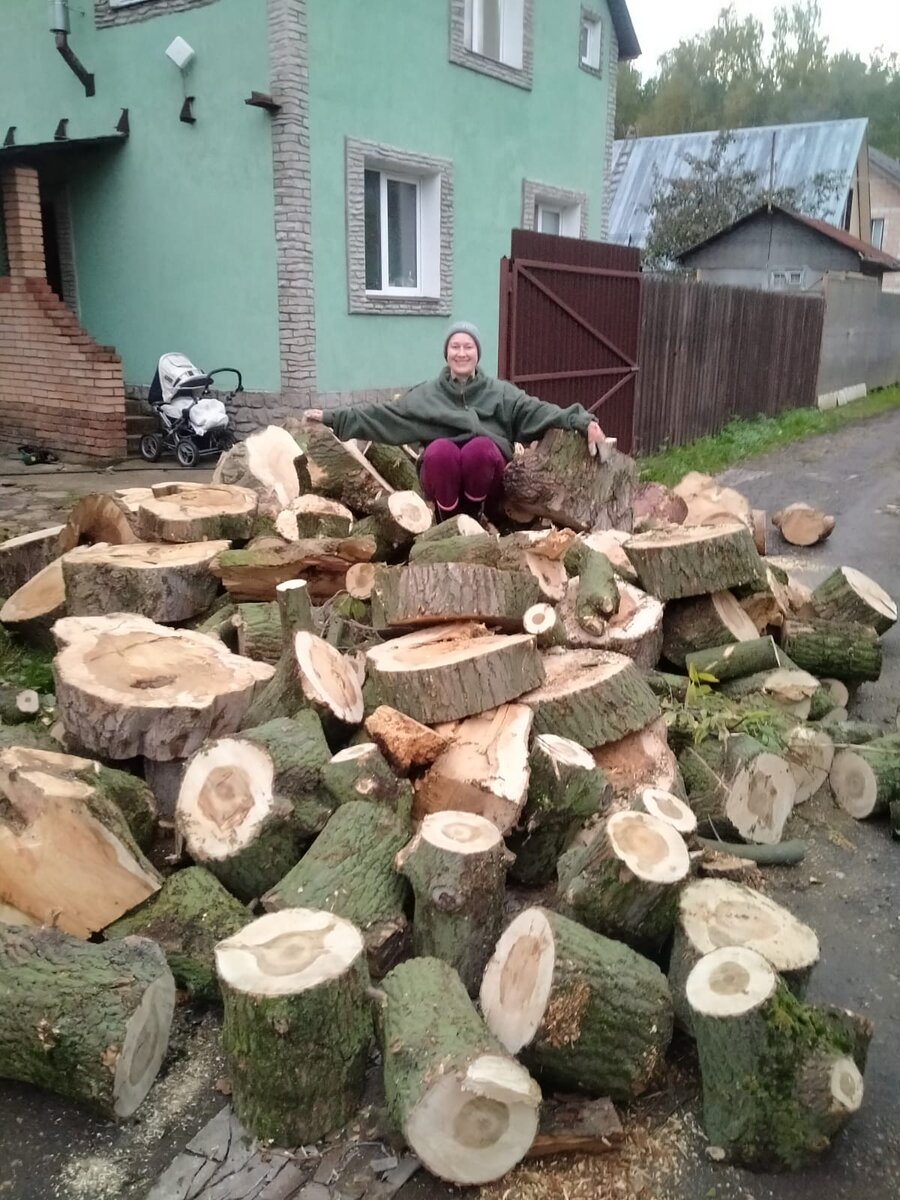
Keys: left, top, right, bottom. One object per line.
{"left": 136, "top": 483, "right": 258, "bottom": 543}
{"left": 0, "top": 525, "right": 65, "bottom": 598}
{"left": 210, "top": 535, "right": 376, "bottom": 603}
{"left": 410, "top": 513, "right": 483, "bottom": 550}
{"left": 58, "top": 492, "right": 142, "bottom": 551}
{"left": 379, "top": 956, "right": 541, "bottom": 1185}
{"left": 282, "top": 494, "right": 354, "bottom": 541}
{"left": 346, "top": 561, "right": 376, "bottom": 600}
{"left": 243, "top": 629, "right": 363, "bottom": 731}
{"left": 783, "top": 725, "right": 834, "bottom": 804}
{"left": 353, "top": 491, "right": 433, "bottom": 560}
{"left": 595, "top": 583, "right": 663, "bottom": 668}
{"left": 625, "top": 523, "right": 765, "bottom": 601}
{"left": 0, "top": 555, "right": 67, "bottom": 638}
{"left": 810, "top": 565, "right": 897, "bottom": 635}
{"left": 372, "top": 562, "right": 540, "bottom": 631}
{"left": 719, "top": 666, "right": 819, "bottom": 716}
{"left": 212, "top": 424, "right": 307, "bottom": 513}
{"left": 772, "top": 502, "right": 835, "bottom": 547}
{"left": 522, "top": 603, "right": 566, "bottom": 648}
{"left": 663, "top": 591, "right": 759, "bottom": 668}
{"left": 636, "top": 787, "right": 697, "bottom": 835}
{"left": 216, "top": 908, "right": 372, "bottom": 1145}
{"left": 721, "top": 733, "right": 796, "bottom": 845}
{"left": 364, "top": 623, "right": 544, "bottom": 725}
{"left": 480, "top": 906, "right": 673, "bottom": 1100}
{"left": 673, "top": 473, "right": 752, "bottom": 529}
{"left": 275, "top": 578, "right": 316, "bottom": 643}
{"left": 829, "top": 733, "right": 900, "bottom": 819}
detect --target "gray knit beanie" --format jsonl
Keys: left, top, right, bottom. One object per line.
{"left": 444, "top": 321, "right": 482, "bottom": 361}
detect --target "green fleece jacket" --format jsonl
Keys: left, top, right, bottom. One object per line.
{"left": 323, "top": 368, "right": 593, "bottom": 461}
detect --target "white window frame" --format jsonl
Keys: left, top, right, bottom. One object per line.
{"left": 771, "top": 270, "right": 803, "bottom": 289}
{"left": 580, "top": 13, "right": 603, "bottom": 70}
{"left": 870, "top": 217, "right": 885, "bottom": 250}
{"left": 536, "top": 199, "right": 583, "bottom": 239}
{"left": 365, "top": 170, "right": 424, "bottom": 298}
{"left": 466, "top": 0, "right": 525, "bottom": 70}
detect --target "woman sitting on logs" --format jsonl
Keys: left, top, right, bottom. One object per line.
{"left": 304, "top": 322, "right": 607, "bottom": 521}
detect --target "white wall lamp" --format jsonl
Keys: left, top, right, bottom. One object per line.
{"left": 165, "top": 36, "right": 197, "bottom": 124}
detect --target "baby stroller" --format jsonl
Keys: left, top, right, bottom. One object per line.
{"left": 140, "top": 352, "right": 242, "bottom": 467}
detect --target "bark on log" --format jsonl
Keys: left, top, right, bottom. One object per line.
{"left": 242, "top": 629, "right": 363, "bottom": 733}
{"left": 364, "top": 623, "right": 545, "bottom": 725}
{"left": 284, "top": 494, "right": 354, "bottom": 541}
{"left": 53, "top": 614, "right": 273, "bottom": 761}
{"left": 819, "top": 718, "right": 882, "bottom": 745}
{"left": 287, "top": 422, "right": 394, "bottom": 513}
{"left": 212, "top": 425, "right": 307, "bottom": 513}
{"left": 372, "top": 562, "right": 540, "bottom": 630}
{"left": 409, "top": 513, "right": 483, "bottom": 550}
{"left": 662, "top": 591, "right": 758, "bottom": 668}
{"left": 234, "top": 601, "right": 282, "bottom": 664}
{"left": 322, "top": 743, "right": 414, "bottom": 824}
{"left": 591, "top": 717, "right": 682, "bottom": 801}
{"left": 563, "top": 545, "right": 619, "bottom": 630}
{"left": 58, "top": 492, "right": 142, "bottom": 552}
{"left": 481, "top": 906, "right": 673, "bottom": 1100}
{"left": 780, "top": 617, "right": 882, "bottom": 683}
{"left": 685, "top": 635, "right": 784, "bottom": 683}
{"left": 525, "top": 1096, "right": 623, "bottom": 1159}
{"left": 810, "top": 566, "right": 897, "bottom": 635}
{"left": 772, "top": 502, "right": 835, "bottom": 547}
{"left": 378, "top": 956, "right": 541, "bottom": 1185}
{"left": 592, "top": 582, "right": 664, "bottom": 668}
{"left": 687, "top": 946, "right": 870, "bottom": 1170}
{"left": 136, "top": 483, "right": 258, "bottom": 543}
{"left": 0, "top": 556, "right": 66, "bottom": 639}
{"left": 364, "top": 441, "right": 424, "bottom": 494}
{"left": 364, "top": 705, "right": 449, "bottom": 775}
{"left": 0, "top": 745, "right": 161, "bottom": 935}
{"left": 625, "top": 523, "right": 765, "bottom": 601}
{"left": 210, "top": 535, "right": 377, "bottom": 603}
{"left": 262, "top": 800, "right": 410, "bottom": 977}
{"left": 62, "top": 541, "right": 228, "bottom": 624}
{"left": 506, "top": 734, "right": 610, "bottom": 886}
{"left": 0, "top": 926, "right": 174, "bottom": 1118}
{"left": 407, "top": 531, "right": 570, "bottom": 601}
{"left": 0, "top": 685, "right": 41, "bottom": 725}
{"left": 194, "top": 599, "right": 239, "bottom": 649}
{"left": 216, "top": 909, "right": 372, "bottom": 1144}
{"left": 829, "top": 733, "right": 900, "bottom": 819}
{"left": 105, "top": 866, "right": 248, "bottom": 1002}
{"left": 352, "top": 491, "right": 433, "bottom": 561}
{"left": 632, "top": 482, "right": 688, "bottom": 530}
{"left": 520, "top": 649, "right": 660, "bottom": 748}
{"left": 176, "top": 712, "right": 334, "bottom": 901}
{"left": 0, "top": 525, "right": 65, "bottom": 598}
{"left": 679, "top": 733, "right": 796, "bottom": 845}
{"left": 502, "top": 429, "right": 635, "bottom": 532}
{"left": 414, "top": 704, "right": 533, "bottom": 834}
{"left": 557, "top": 811, "right": 691, "bottom": 954}
{"left": 521, "top": 603, "right": 564, "bottom": 648}
{"left": 581, "top": 529, "right": 638, "bottom": 582}
{"left": 395, "top": 810, "right": 512, "bottom": 993}
{"left": 718, "top": 667, "right": 819, "bottom": 715}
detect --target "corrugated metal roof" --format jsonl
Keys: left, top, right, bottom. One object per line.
{"left": 608, "top": 118, "right": 868, "bottom": 248}
{"left": 870, "top": 146, "right": 900, "bottom": 188}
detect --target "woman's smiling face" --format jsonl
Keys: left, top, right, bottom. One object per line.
{"left": 446, "top": 333, "right": 479, "bottom": 379}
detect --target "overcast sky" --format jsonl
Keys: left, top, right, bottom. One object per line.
{"left": 628, "top": 0, "right": 900, "bottom": 77}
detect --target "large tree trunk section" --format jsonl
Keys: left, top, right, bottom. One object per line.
{"left": 0, "top": 746, "right": 161, "bottom": 935}
{"left": 829, "top": 734, "right": 900, "bottom": 819}
{"left": 772, "top": 502, "right": 835, "bottom": 547}
{"left": 0, "top": 556, "right": 66, "bottom": 638}
{"left": 810, "top": 565, "right": 897, "bottom": 634}
{"left": 667, "top": 878, "right": 819, "bottom": 1035}
{"left": 104, "top": 866, "right": 248, "bottom": 1003}
{"left": 414, "top": 704, "right": 533, "bottom": 834}
{"left": 523, "top": 603, "right": 567, "bottom": 648}
{"left": 625, "top": 523, "right": 765, "bottom": 601}
{"left": 663, "top": 591, "right": 759, "bottom": 668}
{"left": 563, "top": 545, "right": 618, "bottom": 630}
{"left": 262, "top": 801, "right": 410, "bottom": 977}
{"left": 558, "top": 811, "right": 691, "bottom": 953}
{"left": 210, "top": 535, "right": 376, "bottom": 603}
{"left": 673, "top": 472, "right": 752, "bottom": 528}
{"left": 136, "top": 483, "right": 258, "bottom": 544}
{"left": 364, "top": 705, "right": 450, "bottom": 775}
{"left": 212, "top": 425, "right": 306, "bottom": 513}
{"left": 481, "top": 906, "right": 672, "bottom": 1100}
{"left": 0, "top": 926, "right": 174, "bottom": 1118}
{"left": 62, "top": 540, "right": 228, "bottom": 624}
{"left": 520, "top": 649, "right": 660, "bottom": 748}
{"left": 216, "top": 909, "right": 372, "bottom": 1144}
{"left": 364, "top": 442, "right": 424, "bottom": 494}
{"left": 365, "top": 623, "right": 544, "bottom": 725}
{"left": 58, "top": 492, "right": 142, "bottom": 551}
{"left": 378, "top": 956, "right": 541, "bottom": 1185}
{"left": 503, "top": 430, "right": 635, "bottom": 533}
{"left": 687, "top": 946, "right": 870, "bottom": 1170}
{"left": 234, "top": 602, "right": 282, "bottom": 664}
{"left": 780, "top": 617, "right": 882, "bottom": 683}
{"left": 591, "top": 717, "right": 682, "bottom": 801}
{"left": 507, "top": 735, "right": 610, "bottom": 886}
{"left": 395, "top": 811, "right": 512, "bottom": 994}
{"left": 53, "top": 614, "right": 273, "bottom": 761}
{"left": 0, "top": 525, "right": 65, "bottom": 598}
{"left": 410, "top": 513, "right": 483, "bottom": 550}
{"left": 176, "top": 712, "right": 333, "bottom": 902}
{"left": 352, "top": 491, "right": 433, "bottom": 561}
{"left": 242, "top": 629, "right": 363, "bottom": 733}
{"left": 685, "top": 635, "right": 784, "bottom": 683}
{"left": 322, "top": 743, "right": 414, "bottom": 824}
{"left": 283, "top": 494, "right": 354, "bottom": 541}
{"left": 407, "top": 531, "right": 570, "bottom": 601}
{"left": 372, "top": 562, "right": 540, "bottom": 631}
{"left": 288, "top": 422, "right": 394, "bottom": 513}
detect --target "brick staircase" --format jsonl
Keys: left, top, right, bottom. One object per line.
{"left": 125, "top": 396, "right": 158, "bottom": 458}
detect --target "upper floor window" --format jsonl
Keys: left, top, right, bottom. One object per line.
{"left": 365, "top": 170, "right": 425, "bottom": 296}
{"left": 580, "top": 12, "right": 604, "bottom": 72}
{"left": 771, "top": 270, "right": 803, "bottom": 289}
{"left": 468, "top": 0, "right": 524, "bottom": 70}
{"left": 870, "top": 218, "right": 885, "bottom": 250}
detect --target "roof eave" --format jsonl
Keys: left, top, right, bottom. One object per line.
{"left": 608, "top": 0, "right": 641, "bottom": 60}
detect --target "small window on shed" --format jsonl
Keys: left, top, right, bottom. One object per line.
{"left": 771, "top": 270, "right": 803, "bottom": 289}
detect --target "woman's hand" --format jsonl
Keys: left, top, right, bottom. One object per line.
{"left": 304, "top": 409, "right": 324, "bottom": 423}
{"left": 586, "top": 421, "right": 606, "bottom": 455}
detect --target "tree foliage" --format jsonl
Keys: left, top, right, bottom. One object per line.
{"left": 616, "top": 2, "right": 900, "bottom": 160}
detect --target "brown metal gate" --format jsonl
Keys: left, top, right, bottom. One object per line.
{"left": 498, "top": 230, "right": 642, "bottom": 453}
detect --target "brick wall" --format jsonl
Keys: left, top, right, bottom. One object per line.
{"left": 0, "top": 166, "right": 127, "bottom": 461}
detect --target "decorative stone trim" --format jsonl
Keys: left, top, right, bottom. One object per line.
{"left": 521, "top": 179, "right": 589, "bottom": 239}
{"left": 95, "top": 0, "right": 219, "bottom": 29}
{"left": 345, "top": 138, "right": 453, "bottom": 317}
{"left": 578, "top": 7, "right": 606, "bottom": 78}
{"left": 448, "top": 0, "right": 534, "bottom": 90}
{"left": 601, "top": 24, "right": 619, "bottom": 239}
{"left": 317, "top": 386, "right": 410, "bottom": 411}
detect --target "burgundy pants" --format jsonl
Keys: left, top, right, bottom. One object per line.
{"left": 419, "top": 437, "right": 506, "bottom": 512}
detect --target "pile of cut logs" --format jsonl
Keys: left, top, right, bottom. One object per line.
{"left": 0, "top": 422, "right": 894, "bottom": 1183}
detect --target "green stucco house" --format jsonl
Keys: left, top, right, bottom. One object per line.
{"left": 0, "top": 0, "right": 639, "bottom": 458}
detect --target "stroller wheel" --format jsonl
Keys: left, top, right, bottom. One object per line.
{"left": 175, "top": 439, "right": 199, "bottom": 468}
{"left": 139, "top": 433, "right": 162, "bottom": 462}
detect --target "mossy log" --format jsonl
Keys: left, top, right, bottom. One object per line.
{"left": 0, "top": 525, "right": 65, "bottom": 599}
{"left": 233, "top": 602, "right": 282, "bottom": 664}
{"left": 364, "top": 705, "right": 449, "bottom": 775}
{"left": 625, "top": 523, "right": 765, "bottom": 601}
{"left": 779, "top": 617, "right": 882, "bottom": 683}
{"left": 288, "top": 420, "right": 394, "bottom": 513}
{"left": 409, "top": 513, "right": 483, "bottom": 550}
{"left": 685, "top": 636, "right": 785, "bottom": 683}
{"left": 322, "top": 743, "right": 414, "bottom": 824}
{"left": 364, "top": 442, "right": 424, "bottom": 494}
{"left": 210, "top": 535, "right": 377, "bottom": 603}
{"left": 407, "top": 532, "right": 569, "bottom": 601}
{"left": 663, "top": 592, "right": 760, "bottom": 668}
{"left": 0, "top": 925, "right": 174, "bottom": 1118}
{"left": 372, "top": 562, "right": 540, "bottom": 630}
{"left": 105, "top": 866, "right": 248, "bottom": 1003}
{"left": 395, "top": 811, "right": 512, "bottom": 994}
{"left": 667, "top": 879, "right": 819, "bottom": 1035}
{"left": 557, "top": 811, "right": 691, "bottom": 954}
{"left": 242, "top": 629, "right": 363, "bottom": 732}
{"left": 563, "top": 545, "right": 618, "bottom": 631}
{"left": 719, "top": 667, "right": 820, "bottom": 716}
{"left": 687, "top": 946, "right": 871, "bottom": 1170}
{"left": 680, "top": 733, "right": 796, "bottom": 844}
{"left": 818, "top": 718, "right": 883, "bottom": 745}
{"left": 523, "top": 603, "right": 567, "bottom": 648}
{"left": 481, "top": 906, "right": 673, "bottom": 1100}
{"left": 352, "top": 491, "right": 432, "bottom": 561}
{"left": 216, "top": 909, "right": 372, "bottom": 1145}
{"left": 810, "top": 565, "right": 897, "bottom": 634}
{"left": 262, "top": 800, "right": 410, "bottom": 977}
{"left": 507, "top": 734, "right": 611, "bottom": 886}
{"left": 194, "top": 599, "right": 239, "bottom": 649}
{"left": 176, "top": 712, "right": 333, "bottom": 901}
{"left": 829, "top": 733, "right": 900, "bottom": 819}
{"left": 285, "top": 494, "right": 354, "bottom": 540}
{"left": 136, "top": 482, "right": 258, "bottom": 543}
{"left": 378, "top": 956, "right": 541, "bottom": 1185}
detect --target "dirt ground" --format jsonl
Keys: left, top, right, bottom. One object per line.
{"left": 1, "top": 414, "right": 899, "bottom": 1200}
